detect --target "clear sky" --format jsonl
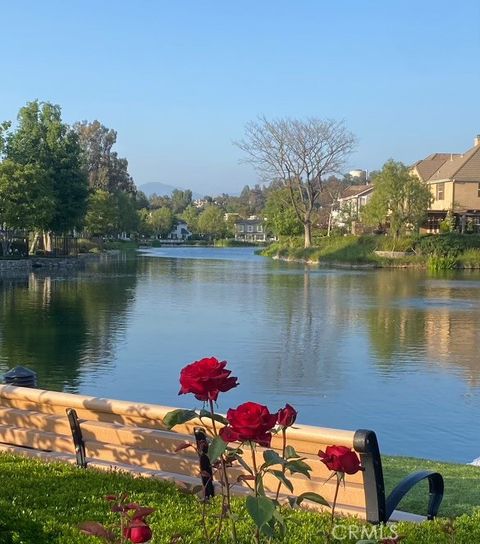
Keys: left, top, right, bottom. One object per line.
{"left": 1, "top": 0, "right": 479, "bottom": 195}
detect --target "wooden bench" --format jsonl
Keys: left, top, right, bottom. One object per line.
{"left": 0, "top": 384, "right": 443, "bottom": 523}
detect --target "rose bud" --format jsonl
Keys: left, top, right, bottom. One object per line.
{"left": 277, "top": 403, "right": 297, "bottom": 428}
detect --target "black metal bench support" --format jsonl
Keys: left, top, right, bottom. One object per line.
{"left": 354, "top": 429, "right": 444, "bottom": 523}
{"left": 66, "top": 408, "right": 87, "bottom": 468}
{"left": 194, "top": 427, "right": 214, "bottom": 499}
{"left": 385, "top": 470, "right": 444, "bottom": 521}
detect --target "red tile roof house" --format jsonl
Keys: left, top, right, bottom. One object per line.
{"left": 412, "top": 136, "right": 480, "bottom": 232}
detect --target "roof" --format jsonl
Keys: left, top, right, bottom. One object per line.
{"left": 412, "top": 153, "right": 459, "bottom": 182}
{"left": 427, "top": 144, "right": 480, "bottom": 182}
{"left": 234, "top": 218, "right": 264, "bottom": 225}
{"left": 338, "top": 184, "right": 373, "bottom": 200}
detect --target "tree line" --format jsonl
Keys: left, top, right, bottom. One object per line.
{"left": 0, "top": 102, "right": 432, "bottom": 253}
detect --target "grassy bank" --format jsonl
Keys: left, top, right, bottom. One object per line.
{"left": 262, "top": 234, "right": 480, "bottom": 269}
{"left": 2, "top": 453, "right": 480, "bottom": 543}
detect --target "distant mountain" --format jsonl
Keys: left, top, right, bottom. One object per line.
{"left": 138, "top": 182, "right": 203, "bottom": 199}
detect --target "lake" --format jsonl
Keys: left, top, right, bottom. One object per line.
{"left": 0, "top": 247, "right": 479, "bottom": 463}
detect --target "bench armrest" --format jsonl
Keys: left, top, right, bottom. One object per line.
{"left": 385, "top": 470, "right": 444, "bottom": 521}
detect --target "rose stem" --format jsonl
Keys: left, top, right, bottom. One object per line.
{"left": 274, "top": 427, "right": 287, "bottom": 501}
{"left": 250, "top": 443, "right": 261, "bottom": 544}
{"left": 209, "top": 399, "right": 237, "bottom": 544}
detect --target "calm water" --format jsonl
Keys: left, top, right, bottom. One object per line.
{"left": 1, "top": 247, "right": 479, "bottom": 463}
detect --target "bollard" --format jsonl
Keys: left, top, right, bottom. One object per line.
{"left": 4, "top": 366, "right": 37, "bottom": 387}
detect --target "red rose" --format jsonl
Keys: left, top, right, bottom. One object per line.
{"left": 318, "top": 445, "right": 361, "bottom": 475}
{"left": 178, "top": 357, "right": 238, "bottom": 401}
{"left": 124, "top": 522, "right": 152, "bottom": 543}
{"left": 219, "top": 401, "right": 278, "bottom": 447}
{"left": 277, "top": 403, "right": 297, "bottom": 427}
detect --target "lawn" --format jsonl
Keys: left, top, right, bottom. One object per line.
{"left": 1, "top": 453, "right": 480, "bottom": 544}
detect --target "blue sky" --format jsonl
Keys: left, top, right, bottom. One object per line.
{"left": 1, "top": 0, "right": 479, "bottom": 195}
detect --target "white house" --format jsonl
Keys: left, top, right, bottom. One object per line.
{"left": 167, "top": 221, "right": 192, "bottom": 241}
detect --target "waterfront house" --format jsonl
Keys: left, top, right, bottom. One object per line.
{"left": 412, "top": 136, "right": 480, "bottom": 231}
{"left": 337, "top": 184, "right": 375, "bottom": 217}
{"left": 234, "top": 216, "right": 267, "bottom": 242}
{"left": 334, "top": 184, "right": 375, "bottom": 231}
{"left": 167, "top": 221, "right": 192, "bottom": 241}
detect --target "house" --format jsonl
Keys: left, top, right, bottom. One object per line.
{"left": 234, "top": 216, "right": 267, "bottom": 242}
{"left": 167, "top": 221, "right": 192, "bottom": 241}
{"left": 334, "top": 184, "right": 375, "bottom": 230}
{"left": 337, "top": 184, "right": 375, "bottom": 216}
{"left": 412, "top": 135, "right": 480, "bottom": 231}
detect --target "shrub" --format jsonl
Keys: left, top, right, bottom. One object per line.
{"left": 427, "top": 255, "right": 458, "bottom": 271}
{"left": 415, "top": 234, "right": 480, "bottom": 257}
{"left": 77, "top": 238, "right": 102, "bottom": 253}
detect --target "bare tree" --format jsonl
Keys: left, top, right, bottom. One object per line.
{"left": 235, "top": 116, "right": 357, "bottom": 247}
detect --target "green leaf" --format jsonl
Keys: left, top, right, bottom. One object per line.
{"left": 285, "top": 445, "right": 300, "bottom": 459}
{"left": 285, "top": 459, "right": 312, "bottom": 478}
{"left": 262, "top": 449, "right": 286, "bottom": 469}
{"left": 256, "top": 473, "right": 266, "bottom": 496}
{"left": 207, "top": 436, "right": 227, "bottom": 463}
{"left": 261, "top": 521, "right": 275, "bottom": 538}
{"left": 232, "top": 453, "right": 254, "bottom": 475}
{"left": 270, "top": 470, "right": 294, "bottom": 493}
{"left": 296, "top": 492, "right": 330, "bottom": 508}
{"left": 198, "top": 409, "right": 229, "bottom": 426}
{"left": 245, "top": 495, "right": 275, "bottom": 529}
{"left": 272, "top": 509, "right": 286, "bottom": 538}
{"left": 163, "top": 409, "right": 198, "bottom": 430}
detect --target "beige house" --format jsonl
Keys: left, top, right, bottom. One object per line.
{"left": 412, "top": 136, "right": 480, "bottom": 231}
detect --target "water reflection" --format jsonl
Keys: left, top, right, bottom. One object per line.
{"left": 0, "top": 254, "right": 138, "bottom": 391}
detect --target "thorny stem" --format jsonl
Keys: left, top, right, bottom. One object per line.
{"left": 327, "top": 474, "right": 342, "bottom": 543}
{"left": 274, "top": 428, "right": 287, "bottom": 501}
{"left": 331, "top": 474, "right": 341, "bottom": 523}
{"left": 250, "top": 443, "right": 261, "bottom": 544}
{"left": 209, "top": 399, "right": 237, "bottom": 544}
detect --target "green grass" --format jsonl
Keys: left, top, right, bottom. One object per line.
{"left": 103, "top": 240, "right": 139, "bottom": 250}
{"left": 262, "top": 234, "right": 480, "bottom": 268}
{"left": 1, "top": 453, "right": 480, "bottom": 543}
{"left": 382, "top": 456, "right": 480, "bottom": 518}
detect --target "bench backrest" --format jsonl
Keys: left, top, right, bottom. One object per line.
{"left": 0, "top": 385, "right": 387, "bottom": 522}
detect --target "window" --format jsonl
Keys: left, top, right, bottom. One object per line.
{"left": 256, "top": 225, "right": 263, "bottom": 232}
{"left": 247, "top": 225, "right": 253, "bottom": 232}
{"left": 237, "top": 224, "right": 244, "bottom": 232}
{"left": 436, "top": 183, "right": 445, "bottom": 201}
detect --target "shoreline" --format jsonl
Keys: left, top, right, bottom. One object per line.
{"left": 269, "top": 253, "right": 480, "bottom": 269}
{"left": 0, "top": 252, "right": 102, "bottom": 276}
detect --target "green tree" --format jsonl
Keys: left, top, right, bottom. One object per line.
{"left": 171, "top": 189, "right": 193, "bottom": 214}
{"left": 149, "top": 193, "right": 172, "bottom": 210}
{"left": 264, "top": 188, "right": 303, "bottom": 236}
{"left": 197, "top": 205, "right": 226, "bottom": 240}
{"left": 115, "top": 191, "right": 139, "bottom": 234}
{"left": 85, "top": 190, "right": 118, "bottom": 236}
{"left": 4, "top": 101, "right": 88, "bottom": 250}
{"left": 74, "top": 120, "right": 135, "bottom": 193}
{"left": 138, "top": 208, "right": 153, "bottom": 237}
{"left": 0, "top": 160, "right": 55, "bottom": 254}
{"left": 135, "top": 191, "right": 150, "bottom": 210}
{"left": 181, "top": 205, "right": 199, "bottom": 234}
{"left": 148, "top": 207, "right": 174, "bottom": 237}
{"left": 362, "top": 160, "right": 433, "bottom": 239}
